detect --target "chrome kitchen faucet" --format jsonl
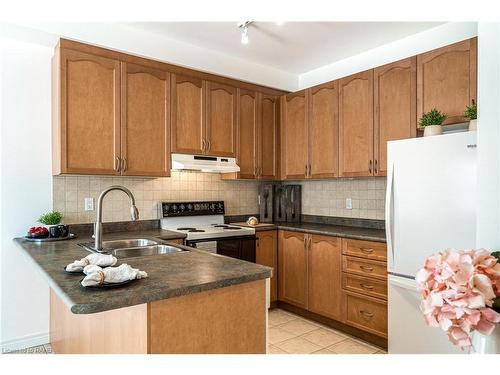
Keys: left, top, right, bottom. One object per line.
{"left": 94, "top": 186, "right": 139, "bottom": 251}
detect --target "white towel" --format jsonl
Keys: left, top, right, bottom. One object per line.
{"left": 65, "top": 253, "right": 117, "bottom": 272}
{"left": 81, "top": 264, "right": 148, "bottom": 287}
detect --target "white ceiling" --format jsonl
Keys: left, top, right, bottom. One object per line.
{"left": 124, "top": 22, "right": 443, "bottom": 74}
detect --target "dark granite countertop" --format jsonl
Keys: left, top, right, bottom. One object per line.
{"left": 14, "top": 229, "right": 272, "bottom": 315}
{"left": 231, "top": 222, "right": 386, "bottom": 242}
{"left": 275, "top": 222, "right": 386, "bottom": 242}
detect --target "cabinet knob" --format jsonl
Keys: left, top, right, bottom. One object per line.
{"left": 360, "top": 247, "right": 374, "bottom": 254}
{"left": 369, "top": 160, "right": 372, "bottom": 174}
{"left": 374, "top": 159, "right": 378, "bottom": 174}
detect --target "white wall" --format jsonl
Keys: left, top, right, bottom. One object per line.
{"left": 0, "top": 37, "right": 52, "bottom": 351}
{"left": 475, "top": 23, "right": 500, "bottom": 249}
{"left": 299, "top": 22, "right": 477, "bottom": 89}
{"left": 3, "top": 22, "right": 297, "bottom": 91}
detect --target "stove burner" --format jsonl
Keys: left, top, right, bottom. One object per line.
{"left": 189, "top": 229, "right": 205, "bottom": 233}
{"left": 177, "top": 227, "right": 196, "bottom": 231}
{"left": 213, "top": 225, "right": 229, "bottom": 228}
{"left": 223, "top": 226, "right": 241, "bottom": 230}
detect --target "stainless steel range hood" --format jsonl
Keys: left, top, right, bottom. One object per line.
{"left": 171, "top": 153, "right": 240, "bottom": 173}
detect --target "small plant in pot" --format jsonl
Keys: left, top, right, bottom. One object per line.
{"left": 464, "top": 100, "right": 477, "bottom": 131}
{"left": 419, "top": 108, "right": 447, "bottom": 137}
{"left": 37, "top": 211, "right": 67, "bottom": 238}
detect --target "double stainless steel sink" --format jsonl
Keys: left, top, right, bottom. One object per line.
{"left": 79, "top": 238, "right": 188, "bottom": 258}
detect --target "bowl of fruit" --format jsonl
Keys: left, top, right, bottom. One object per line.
{"left": 27, "top": 226, "right": 49, "bottom": 239}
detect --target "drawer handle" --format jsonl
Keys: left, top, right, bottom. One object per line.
{"left": 360, "top": 247, "right": 374, "bottom": 254}
{"left": 360, "top": 283, "right": 374, "bottom": 290}
{"left": 360, "top": 310, "right": 374, "bottom": 318}
{"left": 360, "top": 265, "right": 374, "bottom": 272}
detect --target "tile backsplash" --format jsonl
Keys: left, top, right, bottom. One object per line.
{"left": 53, "top": 171, "right": 259, "bottom": 224}
{"left": 53, "top": 173, "right": 386, "bottom": 224}
{"left": 288, "top": 177, "right": 386, "bottom": 220}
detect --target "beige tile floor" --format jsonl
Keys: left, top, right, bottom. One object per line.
{"left": 5, "top": 309, "right": 387, "bottom": 355}
{"left": 268, "top": 308, "right": 387, "bottom": 354}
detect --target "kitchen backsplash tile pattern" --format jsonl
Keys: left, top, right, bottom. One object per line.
{"left": 53, "top": 171, "right": 259, "bottom": 224}
{"left": 286, "top": 177, "right": 386, "bottom": 220}
{"left": 53, "top": 173, "right": 386, "bottom": 224}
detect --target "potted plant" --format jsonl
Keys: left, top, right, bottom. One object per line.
{"left": 38, "top": 211, "right": 63, "bottom": 227}
{"left": 419, "top": 108, "right": 447, "bottom": 137}
{"left": 464, "top": 100, "right": 477, "bottom": 131}
{"left": 417, "top": 248, "right": 500, "bottom": 353}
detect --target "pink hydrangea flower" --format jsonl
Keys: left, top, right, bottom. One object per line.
{"left": 416, "top": 248, "right": 500, "bottom": 348}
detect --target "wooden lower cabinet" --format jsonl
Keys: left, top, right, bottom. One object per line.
{"left": 278, "top": 230, "right": 308, "bottom": 309}
{"left": 277, "top": 231, "right": 388, "bottom": 339}
{"left": 345, "top": 292, "right": 387, "bottom": 338}
{"left": 255, "top": 230, "right": 278, "bottom": 302}
{"left": 307, "top": 234, "right": 343, "bottom": 321}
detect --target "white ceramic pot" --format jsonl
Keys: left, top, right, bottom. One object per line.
{"left": 423, "top": 125, "right": 443, "bottom": 137}
{"left": 469, "top": 119, "right": 478, "bottom": 131}
{"left": 470, "top": 326, "right": 500, "bottom": 354}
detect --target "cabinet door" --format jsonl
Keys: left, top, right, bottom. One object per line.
{"left": 259, "top": 94, "right": 279, "bottom": 180}
{"left": 278, "top": 230, "right": 308, "bottom": 309}
{"left": 206, "top": 82, "right": 237, "bottom": 157}
{"left": 374, "top": 57, "right": 416, "bottom": 176}
{"left": 417, "top": 37, "right": 477, "bottom": 125}
{"left": 308, "top": 82, "right": 339, "bottom": 178}
{"left": 308, "top": 235, "right": 343, "bottom": 321}
{"left": 339, "top": 70, "right": 374, "bottom": 177}
{"left": 171, "top": 74, "right": 205, "bottom": 154}
{"left": 121, "top": 62, "right": 170, "bottom": 177}
{"left": 59, "top": 48, "right": 120, "bottom": 175}
{"left": 237, "top": 89, "right": 258, "bottom": 179}
{"left": 281, "top": 91, "right": 308, "bottom": 179}
{"left": 256, "top": 230, "right": 278, "bottom": 302}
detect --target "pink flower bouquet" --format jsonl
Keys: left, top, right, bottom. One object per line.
{"left": 416, "top": 248, "right": 500, "bottom": 348}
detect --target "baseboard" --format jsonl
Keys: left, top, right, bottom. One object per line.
{"left": 1, "top": 332, "right": 49, "bottom": 353}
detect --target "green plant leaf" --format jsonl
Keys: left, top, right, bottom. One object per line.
{"left": 418, "top": 108, "right": 447, "bottom": 127}
{"left": 464, "top": 101, "right": 477, "bottom": 120}
{"left": 38, "top": 211, "right": 63, "bottom": 225}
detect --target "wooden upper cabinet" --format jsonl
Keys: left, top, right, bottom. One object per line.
{"left": 308, "top": 82, "right": 339, "bottom": 178}
{"left": 259, "top": 94, "right": 280, "bottom": 180}
{"left": 278, "top": 230, "right": 308, "bottom": 309}
{"left": 417, "top": 37, "right": 477, "bottom": 125}
{"left": 308, "top": 235, "right": 343, "bottom": 321}
{"left": 55, "top": 48, "right": 121, "bottom": 175}
{"left": 256, "top": 230, "right": 278, "bottom": 302}
{"left": 374, "top": 57, "right": 416, "bottom": 176}
{"left": 171, "top": 74, "right": 205, "bottom": 155}
{"left": 237, "top": 89, "right": 258, "bottom": 179}
{"left": 281, "top": 91, "right": 308, "bottom": 179}
{"left": 206, "top": 82, "right": 237, "bottom": 157}
{"left": 121, "top": 62, "right": 170, "bottom": 177}
{"left": 339, "top": 70, "right": 374, "bottom": 177}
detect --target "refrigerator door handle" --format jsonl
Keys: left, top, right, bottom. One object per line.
{"left": 386, "top": 162, "right": 395, "bottom": 271}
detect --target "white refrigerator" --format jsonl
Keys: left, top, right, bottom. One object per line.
{"left": 386, "top": 132, "right": 477, "bottom": 354}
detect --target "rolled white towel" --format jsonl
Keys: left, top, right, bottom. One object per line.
{"left": 81, "top": 264, "right": 148, "bottom": 287}
{"left": 65, "top": 253, "right": 117, "bottom": 272}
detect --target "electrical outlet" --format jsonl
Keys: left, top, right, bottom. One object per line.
{"left": 84, "top": 197, "right": 94, "bottom": 211}
{"left": 346, "top": 198, "right": 352, "bottom": 210}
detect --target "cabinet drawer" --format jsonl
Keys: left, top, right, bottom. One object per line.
{"left": 346, "top": 293, "right": 387, "bottom": 338}
{"left": 342, "top": 256, "right": 387, "bottom": 280}
{"left": 342, "top": 239, "right": 387, "bottom": 261}
{"left": 343, "top": 273, "right": 387, "bottom": 300}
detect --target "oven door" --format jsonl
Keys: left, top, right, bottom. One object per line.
{"left": 186, "top": 236, "right": 256, "bottom": 262}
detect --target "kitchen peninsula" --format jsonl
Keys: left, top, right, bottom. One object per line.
{"left": 14, "top": 228, "right": 272, "bottom": 354}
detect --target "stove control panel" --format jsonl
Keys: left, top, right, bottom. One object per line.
{"left": 161, "top": 201, "right": 225, "bottom": 217}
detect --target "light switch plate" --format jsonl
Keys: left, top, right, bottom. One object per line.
{"left": 346, "top": 198, "right": 352, "bottom": 210}
{"left": 84, "top": 197, "right": 94, "bottom": 211}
